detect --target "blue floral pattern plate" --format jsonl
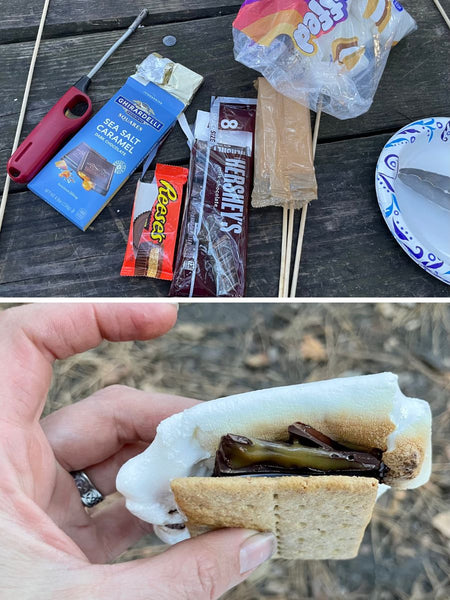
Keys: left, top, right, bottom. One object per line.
{"left": 376, "top": 117, "right": 450, "bottom": 286}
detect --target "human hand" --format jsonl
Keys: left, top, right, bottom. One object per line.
{"left": 0, "top": 303, "right": 275, "bottom": 600}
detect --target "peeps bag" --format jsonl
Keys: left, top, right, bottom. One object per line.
{"left": 233, "top": 0, "right": 416, "bottom": 119}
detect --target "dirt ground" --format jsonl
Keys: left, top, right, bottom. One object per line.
{"left": 10, "top": 302, "right": 450, "bottom": 599}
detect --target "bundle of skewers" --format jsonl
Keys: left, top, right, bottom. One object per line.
{"left": 252, "top": 78, "right": 320, "bottom": 298}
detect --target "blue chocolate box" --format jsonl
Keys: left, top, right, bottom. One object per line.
{"left": 29, "top": 75, "right": 184, "bottom": 231}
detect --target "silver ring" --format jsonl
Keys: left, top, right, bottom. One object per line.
{"left": 71, "top": 470, "right": 104, "bottom": 508}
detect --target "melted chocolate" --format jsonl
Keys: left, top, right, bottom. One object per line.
{"left": 213, "top": 422, "right": 388, "bottom": 481}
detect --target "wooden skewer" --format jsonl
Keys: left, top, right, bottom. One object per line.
{"left": 290, "top": 204, "right": 309, "bottom": 297}
{"left": 289, "top": 104, "right": 322, "bottom": 298}
{"left": 278, "top": 205, "right": 289, "bottom": 297}
{"left": 283, "top": 202, "right": 295, "bottom": 297}
{"left": 432, "top": 0, "right": 450, "bottom": 28}
{"left": 0, "top": 0, "right": 51, "bottom": 232}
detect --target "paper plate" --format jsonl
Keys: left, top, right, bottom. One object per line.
{"left": 376, "top": 117, "right": 450, "bottom": 286}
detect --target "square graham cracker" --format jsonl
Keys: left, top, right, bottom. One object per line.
{"left": 171, "top": 475, "right": 378, "bottom": 559}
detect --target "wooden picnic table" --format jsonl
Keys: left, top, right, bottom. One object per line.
{"left": 0, "top": 0, "right": 449, "bottom": 298}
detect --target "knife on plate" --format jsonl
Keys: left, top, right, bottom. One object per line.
{"left": 398, "top": 168, "right": 450, "bottom": 210}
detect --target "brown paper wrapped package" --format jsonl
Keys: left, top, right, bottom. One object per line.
{"left": 252, "top": 78, "right": 318, "bottom": 210}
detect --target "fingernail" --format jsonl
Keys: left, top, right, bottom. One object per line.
{"left": 239, "top": 532, "right": 277, "bottom": 574}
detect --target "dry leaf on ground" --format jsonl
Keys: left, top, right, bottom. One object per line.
{"left": 432, "top": 511, "right": 450, "bottom": 538}
{"left": 300, "top": 334, "right": 327, "bottom": 362}
{"left": 245, "top": 353, "right": 270, "bottom": 369}
{"left": 174, "top": 323, "right": 207, "bottom": 341}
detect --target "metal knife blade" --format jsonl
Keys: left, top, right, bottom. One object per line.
{"left": 398, "top": 168, "right": 450, "bottom": 210}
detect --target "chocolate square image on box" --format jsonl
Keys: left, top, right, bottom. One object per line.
{"left": 63, "top": 142, "right": 91, "bottom": 172}
{"left": 77, "top": 148, "right": 116, "bottom": 196}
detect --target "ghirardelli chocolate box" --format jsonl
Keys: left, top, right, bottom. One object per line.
{"left": 28, "top": 54, "right": 202, "bottom": 231}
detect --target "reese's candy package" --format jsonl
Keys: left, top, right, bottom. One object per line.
{"left": 121, "top": 164, "right": 188, "bottom": 280}
{"left": 170, "top": 97, "right": 257, "bottom": 297}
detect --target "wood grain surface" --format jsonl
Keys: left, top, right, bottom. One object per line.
{"left": 0, "top": 1, "right": 243, "bottom": 43}
{"left": 0, "top": 1, "right": 448, "bottom": 297}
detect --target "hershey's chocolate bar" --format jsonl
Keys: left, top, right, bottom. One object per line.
{"left": 170, "top": 98, "right": 257, "bottom": 297}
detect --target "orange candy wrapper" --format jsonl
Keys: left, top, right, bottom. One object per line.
{"left": 121, "top": 164, "right": 189, "bottom": 280}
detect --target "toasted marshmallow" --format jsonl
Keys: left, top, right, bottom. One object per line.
{"left": 117, "top": 373, "right": 431, "bottom": 534}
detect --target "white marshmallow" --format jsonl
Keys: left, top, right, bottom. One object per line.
{"left": 116, "top": 372, "right": 431, "bottom": 541}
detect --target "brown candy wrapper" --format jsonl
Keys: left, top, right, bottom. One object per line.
{"left": 170, "top": 98, "right": 257, "bottom": 297}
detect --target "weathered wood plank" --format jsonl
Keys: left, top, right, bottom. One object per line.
{"left": 0, "top": 15, "right": 254, "bottom": 194}
{"left": 0, "top": 133, "right": 448, "bottom": 298}
{"left": 2, "top": 5, "right": 448, "bottom": 193}
{"left": 0, "top": 0, "right": 243, "bottom": 44}
{"left": 0, "top": 2, "right": 448, "bottom": 298}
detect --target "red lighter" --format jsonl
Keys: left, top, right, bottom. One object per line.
{"left": 7, "top": 9, "right": 148, "bottom": 184}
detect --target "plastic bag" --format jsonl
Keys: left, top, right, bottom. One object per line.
{"left": 233, "top": 0, "right": 416, "bottom": 120}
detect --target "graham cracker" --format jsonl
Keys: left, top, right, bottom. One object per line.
{"left": 171, "top": 475, "right": 378, "bottom": 560}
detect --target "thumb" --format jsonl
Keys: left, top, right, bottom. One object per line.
{"left": 102, "top": 528, "right": 276, "bottom": 600}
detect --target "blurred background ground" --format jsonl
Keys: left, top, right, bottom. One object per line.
{"left": 4, "top": 302, "right": 449, "bottom": 599}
